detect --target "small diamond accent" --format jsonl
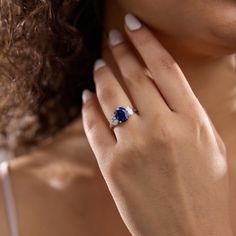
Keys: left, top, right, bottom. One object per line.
{"left": 111, "top": 117, "right": 119, "bottom": 126}
{"left": 126, "top": 106, "right": 134, "bottom": 116}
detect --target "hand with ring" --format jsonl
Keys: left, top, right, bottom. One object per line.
{"left": 81, "top": 14, "right": 233, "bottom": 236}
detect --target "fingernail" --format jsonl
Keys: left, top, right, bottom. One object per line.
{"left": 94, "top": 59, "right": 106, "bottom": 72}
{"left": 109, "top": 29, "right": 124, "bottom": 46}
{"left": 82, "top": 89, "right": 93, "bottom": 104}
{"left": 125, "top": 14, "right": 142, "bottom": 31}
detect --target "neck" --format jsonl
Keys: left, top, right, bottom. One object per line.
{"left": 101, "top": 0, "right": 236, "bottom": 115}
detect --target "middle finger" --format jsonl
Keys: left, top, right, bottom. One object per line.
{"left": 108, "top": 29, "right": 171, "bottom": 117}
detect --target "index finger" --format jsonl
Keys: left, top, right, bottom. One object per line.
{"left": 124, "top": 14, "right": 202, "bottom": 115}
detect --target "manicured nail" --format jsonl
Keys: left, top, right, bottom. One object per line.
{"left": 94, "top": 59, "right": 106, "bottom": 71}
{"left": 125, "top": 14, "right": 142, "bottom": 31}
{"left": 109, "top": 29, "right": 124, "bottom": 46}
{"left": 82, "top": 89, "right": 93, "bottom": 104}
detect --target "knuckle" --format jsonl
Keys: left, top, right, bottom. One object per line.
{"left": 130, "top": 136, "right": 147, "bottom": 154}
{"left": 188, "top": 112, "right": 204, "bottom": 125}
{"left": 114, "top": 44, "right": 130, "bottom": 60}
{"left": 187, "top": 102, "right": 206, "bottom": 121}
{"left": 94, "top": 65, "right": 109, "bottom": 79}
{"left": 118, "top": 139, "right": 145, "bottom": 159}
{"left": 105, "top": 155, "right": 132, "bottom": 180}
{"left": 81, "top": 97, "right": 95, "bottom": 115}
{"left": 158, "top": 126, "right": 176, "bottom": 146}
{"left": 97, "top": 84, "right": 115, "bottom": 101}
{"left": 182, "top": 112, "right": 212, "bottom": 143}
{"left": 136, "top": 33, "right": 152, "bottom": 47}
{"left": 123, "top": 71, "right": 145, "bottom": 87}
{"left": 158, "top": 54, "right": 175, "bottom": 70}
{"left": 82, "top": 106, "right": 97, "bottom": 133}
{"left": 135, "top": 30, "right": 175, "bottom": 71}
{"left": 188, "top": 111, "right": 208, "bottom": 131}
{"left": 151, "top": 118, "right": 176, "bottom": 145}
{"left": 106, "top": 139, "right": 147, "bottom": 177}
{"left": 108, "top": 160, "right": 137, "bottom": 182}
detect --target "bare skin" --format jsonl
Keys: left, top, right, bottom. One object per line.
{"left": 1, "top": 0, "right": 236, "bottom": 235}
{"left": 0, "top": 121, "right": 131, "bottom": 236}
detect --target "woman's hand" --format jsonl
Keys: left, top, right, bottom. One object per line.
{"left": 82, "top": 14, "right": 233, "bottom": 236}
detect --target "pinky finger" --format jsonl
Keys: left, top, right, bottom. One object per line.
{"left": 81, "top": 89, "right": 117, "bottom": 163}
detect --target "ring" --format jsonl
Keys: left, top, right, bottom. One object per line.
{"left": 110, "top": 106, "right": 138, "bottom": 129}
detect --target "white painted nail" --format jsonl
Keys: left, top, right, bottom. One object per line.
{"left": 94, "top": 59, "right": 106, "bottom": 71}
{"left": 82, "top": 89, "right": 93, "bottom": 104}
{"left": 109, "top": 29, "right": 124, "bottom": 46}
{"left": 125, "top": 14, "right": 142, "bottom": 31}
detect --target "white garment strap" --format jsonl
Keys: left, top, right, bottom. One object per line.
{"left": 0, "top": 162, "right": 20, "bottom": 236}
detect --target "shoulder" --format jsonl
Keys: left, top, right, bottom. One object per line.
{"left": 5, "top": 118, "right": 130, "bottom": 236}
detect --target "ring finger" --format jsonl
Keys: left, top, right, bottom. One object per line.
{"left": 93, "top": 60, "right": 139, "bottom": 139}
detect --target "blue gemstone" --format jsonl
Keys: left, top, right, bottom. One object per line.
{"left": 115, "top": 107, "right": 129, "bottom": 122}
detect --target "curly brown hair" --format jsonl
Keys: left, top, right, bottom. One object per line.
{"left": 0, "top": 0, "right": 105, "bottom": 157}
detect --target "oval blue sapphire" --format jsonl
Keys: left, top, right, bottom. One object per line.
{"left": 115, "top": 107, "right": 129, "bottom": 123}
